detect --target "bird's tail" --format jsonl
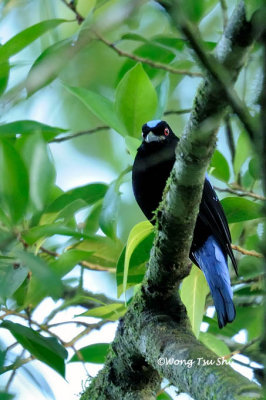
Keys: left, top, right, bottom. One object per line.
{"left": 193, "top": 235, "right": 236, "bottom": 328}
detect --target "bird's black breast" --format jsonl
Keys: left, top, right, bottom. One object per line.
{"left": 132, "top": 138, "right": 177, "bottom": 221}
{"left": 132, "top": 136, "right": 237, "bottom": 272}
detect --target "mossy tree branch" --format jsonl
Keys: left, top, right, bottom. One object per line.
{"left": 80, "top": 2, "right": 261, "bottom": 399}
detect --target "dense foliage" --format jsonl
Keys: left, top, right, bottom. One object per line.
{"left": 0, "top": 0, "right": 264, "bottom": 399}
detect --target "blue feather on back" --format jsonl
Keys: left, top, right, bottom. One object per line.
{"left": 193, "top": 235, "right": 235, "bottom": 328}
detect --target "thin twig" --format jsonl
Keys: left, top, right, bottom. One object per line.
{"left": 231, "top": 244, "right": 263, "bottom": 258}
{"left": 232, "top": 274, "right": 264, "bottom": 286}
{"left": 64, "top": 320, "right": 107, "bottom": 347}
{"left": 164, "top": 108, "right": 192, "bottom": 116}
{"left": 5, "top": 350, "right": 25, "bottom": 391}
{"left": 50, "top": 126, "right": 109, "bottom": 143}
{"left": 224, "top": 114, "right": 235, "bottom": 162}
{"left": 1, "top": 356, "right": 34, "bottom": 374}
{"left": 219, "top": 0, "right": 228, "bottom": 29}
{"left": 225, "top": 337, "right": 261, "bottom": 359}
{"left": 95, "top": 32, "right": 203, "bottom": 78}
{"left": 179, "top": 17, "right": 257, "bottom": 141}
{"left": 39, "top": 246, "right": 116, "bottom": 272}
{"left": 60, "top": 0, "right": 85, "bottom": 24}
{"left": 214, "top": 185, "right": 266, "bottom": 201}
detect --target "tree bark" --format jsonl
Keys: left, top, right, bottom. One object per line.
{"left": 80, "top": 2, "right": 262, "bottom": 399}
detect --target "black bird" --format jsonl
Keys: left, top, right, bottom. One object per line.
{"left": 132, "top": 120, "right": 237, "bottom": 328}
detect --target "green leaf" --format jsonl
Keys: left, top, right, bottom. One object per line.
{"left": 99, "top": 169, "right": 129, "bottom": 240}
{"left": 74, "top": 236, "right": 123, "bottom": 270}
{"left": 115, "top": 64, "right": 158, "bottom": 138}
{"left": 0, "top": 53, "right": 9, "bottom": 96}
{"left": 233, "top": 131, "right": 252, "bottom": 175}
{"left": 116, "top": 233, "right": 154, "bottom": 297}
{"left": 99, "top": 181, "right": 120, "bottom": 240}
{"left": 118, "top": 42, "right": 175, "bottom": 81}
{"left": 199, "top": 332, "right": 230, "bottom": 356}
{"left": 22, "top": 224, "right": 89, "bottom": 245}
{"left": 0, "top": 392, "right": 15, "bottom": 400}
{"left": 0, "top": 140, "right": 29, "bottom": 223}
{"left": 0, "top": 321, "right": 67, "bottom": 377}
{"left": 65, "top": 86, "right": 126, "bottom": 135}
{"left": 50, "top": 249, "right": 94, "bottom": 277}
{"left": 157, "top": 392, "right": 173, "bottom": 400}
{"left": 209, "top": 150, "right": 230, "bottom": 183}
{"left": 17, "top": 133, "right": 56, "bottom": 211}
{"left": 42, "top": 183, "right": 107, "bottom": 224}
{"left": 0, "top": 264, "right": 28, "bottom": 300}
{"left": 155, "top": 75, "right": 170, "bottom": 119}
{"left": 180, "top": 265, "right": 209, "bottom": 338}
{"left": 121, "top": 33, "right": 147, "bottom": 43}
{"left": 81, "top": 303, "right": 126, "bottom": 321}
{"left": 0, "top": 120, "right": 66, "bottom": 141}
{"left": 16, "top": 250, "right": 63, "bottom": 297}
{"left": 124, "top": 136, "right": 141, "bottom": 158}
{"left": 0, "top": 19, "right": 68, "bottom": 60}
{"left": 221, "top": 197, "right": 262, "bottom": 223}
{"left": 84, "top": 201, "right": 103, "bottom": 235}
{"left": 26, "top": 39, "right": 73, "bottom": 95}
{"left": 244, "top": 0, "right": 264, "bottom": 20}
{"left": 122, "top": 221, "right": 154, "bottom": 296}
{"left": 249, "top": 158, "right": 260, "bottom": 180}
{"left": 180, "top": 0, "right": 205, "bottom": 22}
{"left": 70, "top": 343, "right": 109, "bottom": 363}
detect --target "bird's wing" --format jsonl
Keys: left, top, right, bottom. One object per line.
{"left": 198, "top": 177, "right": 238, "bottom": 275}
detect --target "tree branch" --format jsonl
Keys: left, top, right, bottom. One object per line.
{"left": 81, "top": 3, "right": 261, "bottom": 399}
{"left": 214, "top": 185, "right": 266, "bottom": 201}
{"left": 94, "top": 31, "right": 203, "bottom": 78}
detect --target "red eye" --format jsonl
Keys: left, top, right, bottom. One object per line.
{"left": 164, "top": 127, "right": 169, "bottom": 136}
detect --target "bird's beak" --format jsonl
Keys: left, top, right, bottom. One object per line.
{"left": 144, "top": 132, "right": 165, "bottom": 143}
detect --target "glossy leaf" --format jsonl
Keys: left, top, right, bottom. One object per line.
{"left": 233, "top": 131, "right": 252, "bottom": 175}
{"left": 249, "top": 158, "right": 260, "bottom": 180}
{"left": 0, "top": 19, "right": 68, "bottom": 60}
{"left": 116, "top": 233, "right": 153, "bottom": 297}
{"left": 74, "top": 236, "right": 123, "bottom": 270}
{"left": 157, "top": 392, "right": 173, "bottom": 400}
{"left": 26, "top": 39, "right": 73, "bottom": 95}
{"left": 16, "top": 251, "right": 63, "bottom": 297}
{"left": 0, "top": 264, "right": 28, "bottom": 300}
{"left": 221, "top": 197, "right": 262, "bottom": 223}
{"left": 81, "top": 303, "right": 126, "bottom": 321}
{"left": 0, "top": 140, "right": 29, "bottom": 223}
{"left": 99, "top": 181, "right": 120, "bottom": 240}
{"left": 0, "top": 120, "right": 66, "bottom": 141}
{"left": 115, "top": 64, "right": 158, "bottom": 138}
{"left": 124, "top": 136, "right": 141, "bottom": 158}
{"left": 122, "top": 221, "right": 154, "bottom": 295}
{"left": 0, "top": 321, "right": 67, "bottom": 377}
{"left": 244, "top": 0, "right": 263, "bottom": 19}
{"left": 22, "top": 224, "right": 89, "bottom": 245}
{"left": 84, "top": 201, "right": 103, "bottom": 235}
{"left": 155, "top": 74, "right": 170, "bottom": 118}
{"left": 18, "top": 133, "right": 56, "bottom": 211}
{"left": 42, "top": 183, "right": 107, "bottom": 224}
{"left": 199, "top": 332, "right": 230, "bottom": 356}
{"left": 179, "top": 0, "right": 205, "bottom": 22}
{"left": 70, "top": 343, "right": 109, "bottom": 363}
{"left": 118, "top": 42, "right": 175, "bottom": 81}
{"left": 180, "top": 265, "right": 209, "bottom": 338}
{"left": 209, "top": 150, "right": 230, "bottom": 183}
{"left": 65, "top": 86, "right": 126, "bottom": 135}
{"left": 50, "top": 249, "right": 94, "bottom": 277}
{"left": 0, "top": 54, "right": 9, "bottom": 96}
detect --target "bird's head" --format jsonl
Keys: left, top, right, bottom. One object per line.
{"left": 142, "top": 120, "right": 175, "bottom": 144}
